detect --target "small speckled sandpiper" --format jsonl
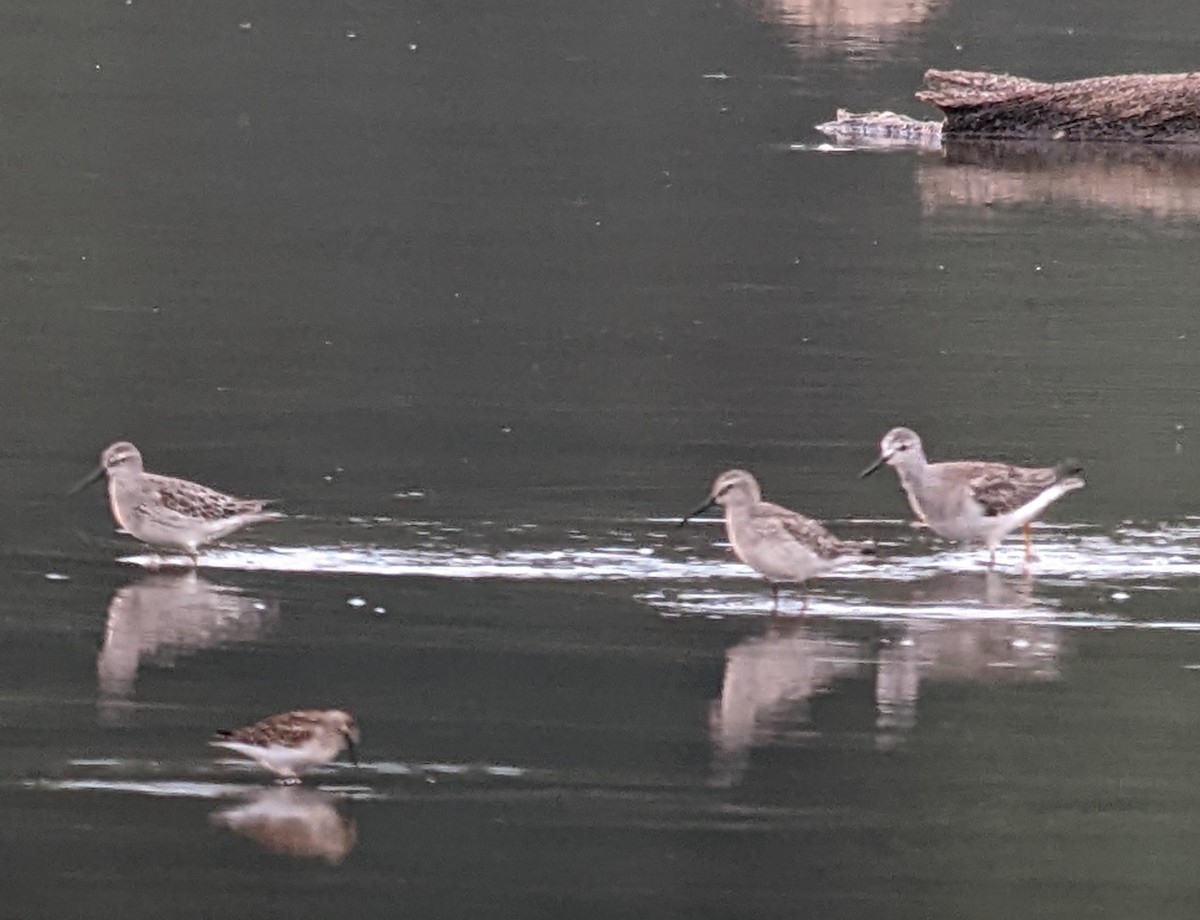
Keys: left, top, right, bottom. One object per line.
{"left": 70, "top": 441, "right": 284, "bottom": 563}
{"left": 861, "top": 427, "right": 1085, "bottom": 567}
{"left": 680, "top": 469, "right": 873, "bottom": 609}
{"left": 211, "top": 709, "right": 361, "bottom": 783}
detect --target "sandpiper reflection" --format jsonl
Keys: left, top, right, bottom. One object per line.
{"left": 710, "top": 570, "right": 1059, "bottom": 784}
{"left": 210, "top": 786, "right": 357, "bottom": 863}
{"left": 97, "top": 572, "right": 279, "bottom": 721}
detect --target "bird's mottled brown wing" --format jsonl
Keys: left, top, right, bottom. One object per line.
{"left": 752, "top": 502, "right": 853, "bottom": 560}
{"left": 219, "top": 710, "right": 325, "bottom": 747}
{"left": 966, "top": 463, "right": 1058, "bottom": 517}
{"left": 145, "top": 473, "right": 266, "bottom": 521}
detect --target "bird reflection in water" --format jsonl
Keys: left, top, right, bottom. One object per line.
{"left": 97, "top": 571, "right": 279, "bottom": 723}
{"left": 710, "top": 570, "right": 1058, "bottom": 785}
{"left": 210, "top": 786, "right": 357, "bottom": 864}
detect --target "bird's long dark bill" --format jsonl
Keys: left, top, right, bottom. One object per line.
{"left": 68, "top": 464, "right": 105, "bottom": 496}
{"left": 678, "top": 497, "right": 718, "bottom": 528}
{"left": 345, "top": 737, "right": 359, "bottom": 766}
{"left": 859, "top": 455, "right": 886, "bottom": 479}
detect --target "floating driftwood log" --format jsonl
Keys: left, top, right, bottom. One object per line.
{"left": 917, "top": 69, "right": 1200, "bottom": 143}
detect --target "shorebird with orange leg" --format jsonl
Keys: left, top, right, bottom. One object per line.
{"left": 861, "top": 427, "right": 1085, "bottom": 567}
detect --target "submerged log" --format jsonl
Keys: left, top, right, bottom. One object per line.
{"left": 917, "top": 69, "right": 1200, "bottom": 143}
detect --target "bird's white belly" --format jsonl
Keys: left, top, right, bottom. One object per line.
{"left": 731, "top": 531, "right": 828, "bottom": 583}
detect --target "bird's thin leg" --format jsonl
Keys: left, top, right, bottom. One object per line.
{"left": 987, "top": 547, "right": 996, "bottom": 569}
{"left": 1023, "top": 523, "right": 1036, "bottom": 562}
{"left": 770, "top": 583, "right": 780, "bottom": 612}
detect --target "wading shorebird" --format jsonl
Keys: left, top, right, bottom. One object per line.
{"left": 210, "top": 709, "right": 361, "bottom": 783}
{"left": 680, "top": 469, "right": 873, "bottom": 610}
{"left": 861, "top": 427, "right": 1085, "bottom": 567}
{"left": 70, "top": 441, "right": 284, "bottom": 563}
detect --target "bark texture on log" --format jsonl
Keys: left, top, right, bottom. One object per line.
{"left": 917, "top": 69, "right": 1200, "bottom": 142}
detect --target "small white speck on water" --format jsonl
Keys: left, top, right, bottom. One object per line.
{"left": 954, "top": 42, "right": 963, "bottom": 51}
{"left": 346, "top": 29, "right": 357, "bottom": 39}
{"left": 1111, "top": 591, "right": 1130, "bottom": 602}
{"left": 44, "top": 572, "right": 69, "bottom": 582}
{"left": 500, "top": 425, "right": 512, "bottom": 434}
{"left": 372, "top": 606, "right": 386, "bottom": 615}
{"left": 636, "top": 547, "right": 654, "bottom": 556}
{"left": 81, "top": 255, "right": 88, "bottom": 261}
{"left": 252, "top": 602, "right": 267, "bottom": 611}
{"left": 239, "top": 21, "right": 253, "bottom": 31}
{"left": 702, "top": 72, "right": 730, "bottom": 80}
{"left": 937, "top": 264, "right": 945, "bottom": 271}
{"left": 1035, "top": 264, "right": 1043, "bottom": 272}
{"left": 1011, "top": 638, "right": 1030, "bottom": 649}
{"left": 1175, "top": 423, "right": 1185, "bottom": 432}
{"left": 487, "top": 765, "right": 525, "bottom": 777}
{"left": 347, "top": 597, "right": 367, "bottom": 608}
{"left": 393, "top": 490, "right": 425, "bottom": 500}
{"left": 94, "top": 63, "right": 102, "bottom": 70}
{"left": 408, "top": 43, "right": 418, "bottom": 51}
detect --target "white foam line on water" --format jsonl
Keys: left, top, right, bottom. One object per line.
{"left": 115, "top": 523, "right": 1200, "bottom": 586}
{"left": 22, "top": 760, "right": 535, "bottom": 800}
{"left": 639, "top": 590, "right": 1063, "bottom": 622}
{"left": 639, "top": 589, "right": 1200, "bottom": 632}
{"left": 27, "top": 779, "right": 249, "bottom": 799}
{"left": 123, "top": 545, "right": 754, "bottom": 581}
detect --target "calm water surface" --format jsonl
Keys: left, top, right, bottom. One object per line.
{"left": 3, "top": 0, "right": 1200, "bottom": 917}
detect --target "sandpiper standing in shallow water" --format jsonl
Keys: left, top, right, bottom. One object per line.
{"left": 210, "top": 709, "right": 361, "bottom": 783}
{"left": 861, "top": 427, "right": 1085, "bottom": 567}
{"left": 71, "top": 441, "right": 284, "bottom": 563}
{"left": 680, "top": 469, "right": 873, "bottom": 610}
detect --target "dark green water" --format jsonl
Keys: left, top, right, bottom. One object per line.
{"left": 4, "top": 0, "right": 1200, "bottom": 917}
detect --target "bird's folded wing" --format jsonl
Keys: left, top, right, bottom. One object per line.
{"left": 967, "top": 464, "right": 1056, "bottom": 516}
{"left": 146, "top": 473, "right": 264, "bottom": 520}
{"left": 753, "top": 502, "right": 846, "bottom": 558}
